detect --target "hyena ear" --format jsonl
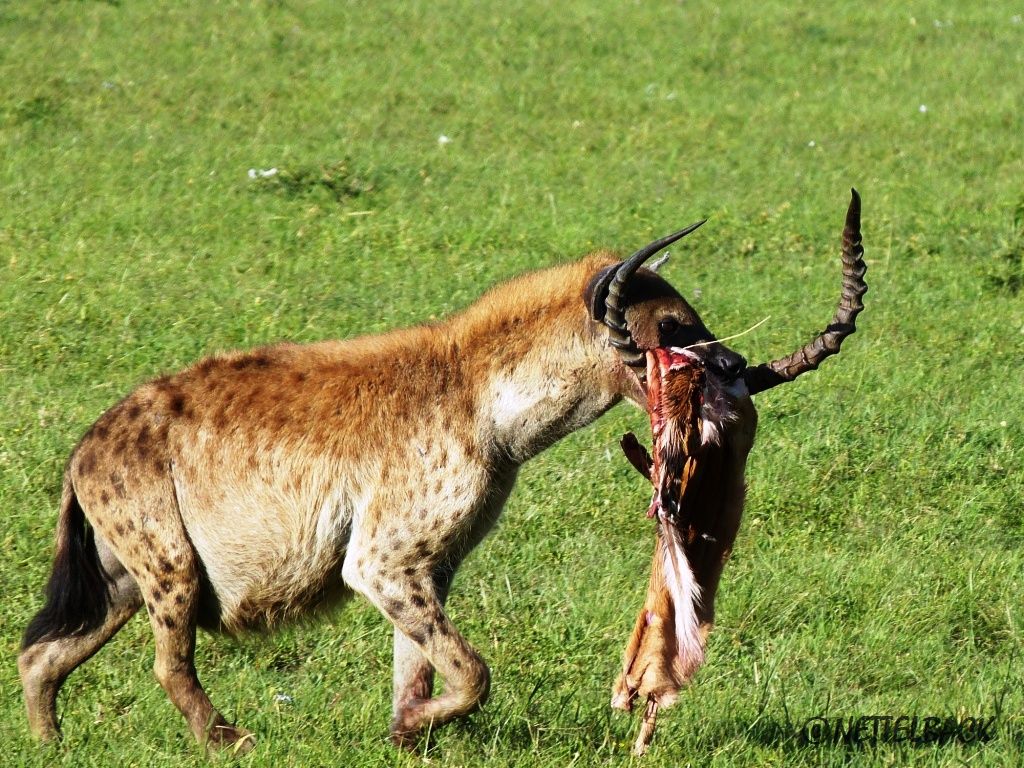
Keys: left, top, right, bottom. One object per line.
{"left": 583, "top": 265, "right": 618, "bottom": 322}
{"left": 584, "top": 220, "right": 704, "bottom": 323}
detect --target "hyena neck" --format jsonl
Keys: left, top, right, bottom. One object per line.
{"left": 445, "top": 255, "right": 623, "bottom": 466}
{"left": 479, "top": 320, "right": 619, "bottom": 466}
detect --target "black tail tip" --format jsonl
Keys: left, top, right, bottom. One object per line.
{"left": 22, "top": 495, "right": 111, "bottom": 649}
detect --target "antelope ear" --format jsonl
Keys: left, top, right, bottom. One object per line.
{"left": 583, "top": 264, "right": 618, "bottom": 321}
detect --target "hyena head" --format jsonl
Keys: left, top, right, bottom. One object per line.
{"left": 582, "top": 220, "right": 748, "bottom": 433}
{"left": 583, "top": 188, "right": 867, "bottom": 433}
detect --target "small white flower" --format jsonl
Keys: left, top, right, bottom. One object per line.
{"left": 1012, "top": 14, "right": 1022, "bottom": 24}
{"left": 808, "top": 140, "right": 816, "bottom": 147}
{"left": 437, "top": 134, "right": 452, "bottom": 146}
{"left": 273, "top": 693, "right": 293, "bottom": 703}
{"left": 919, "top": 104, "right": 928, "bottom": 113}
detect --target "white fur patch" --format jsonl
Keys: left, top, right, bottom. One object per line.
{"left": 700, "top": 375, "right": 747, "bottom": 446}
{"left": 489, "top": 374, "right": 553, "bottom": 432}
{"left": 315, "top": 485, "right": 356, "bottom": 548}
{"left": 701, "top": 418, "right": 722, "bottom": 446}
{"left": 662, "top": 520, "right": 705, "bottom": 669}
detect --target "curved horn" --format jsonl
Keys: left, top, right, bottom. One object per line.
{"left": 603, "top": 219, "right": 707, "bottom": 368}
{"left": 743, "top": 189, "right": 867, "bottom": 395}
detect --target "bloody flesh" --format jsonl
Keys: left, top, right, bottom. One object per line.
{"left": 612, "top": 348, "right": 708, "bottom": 754}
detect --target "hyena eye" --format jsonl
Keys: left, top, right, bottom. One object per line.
{"left": 658, "top": 318, "right": 680, "bottom": 336}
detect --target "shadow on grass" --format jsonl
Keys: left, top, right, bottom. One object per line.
{"left": 441, "top": 709, "right": 1024, "bottom": 761}
{"left": 707, "top": 713, "right": 1023, "bottom": 755}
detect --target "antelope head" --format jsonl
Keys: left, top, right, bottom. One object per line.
{"left": 586, "top": 189, "right": 867, "bottom": 419}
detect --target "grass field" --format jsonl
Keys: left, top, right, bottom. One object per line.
{"left": 2, "top": 1, "right": 1022, "bottom": 766}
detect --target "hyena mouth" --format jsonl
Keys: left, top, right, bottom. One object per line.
{"left": 630, "top": 346, "right": 723, "bottom": 445}
{"left": 634, "top": 345, "right": 739, "bottom": 447}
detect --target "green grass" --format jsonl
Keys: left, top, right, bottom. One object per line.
{"left": 2, "top": 1, "right": 1022, "bottom": 766}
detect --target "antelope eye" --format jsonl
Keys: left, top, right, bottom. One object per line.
{"left": 658, "top": 318, "right": 680, "bottom": 335}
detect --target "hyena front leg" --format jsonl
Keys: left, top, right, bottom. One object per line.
{"left": 344, "top": 545, "right": 490, "bottom": 746}
{"left": 391, "top": 562, "right": 458, "bottom": 720}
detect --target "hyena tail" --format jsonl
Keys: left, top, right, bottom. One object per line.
{"left": 22, "top": 477, "right": 111, "bottom": 649}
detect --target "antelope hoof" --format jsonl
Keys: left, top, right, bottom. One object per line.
{"left": 206, "top": 723, "right": 257, "bottom": 756}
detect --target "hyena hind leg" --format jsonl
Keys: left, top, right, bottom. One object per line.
{"left": 124, "top": 518, "right": 255, "bottom": 753}
{"left": 19, "top": 537, "right": 142, "bottom": 741}
{"left": 144, "top": 577, "right": 254, "bottom": 753}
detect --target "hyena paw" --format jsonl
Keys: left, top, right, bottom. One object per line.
{"left": 206, "top": 723, "right": 257, "bottom": 755}
{"left": 389, "top": 700, "right": 428, "bottom": 750}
